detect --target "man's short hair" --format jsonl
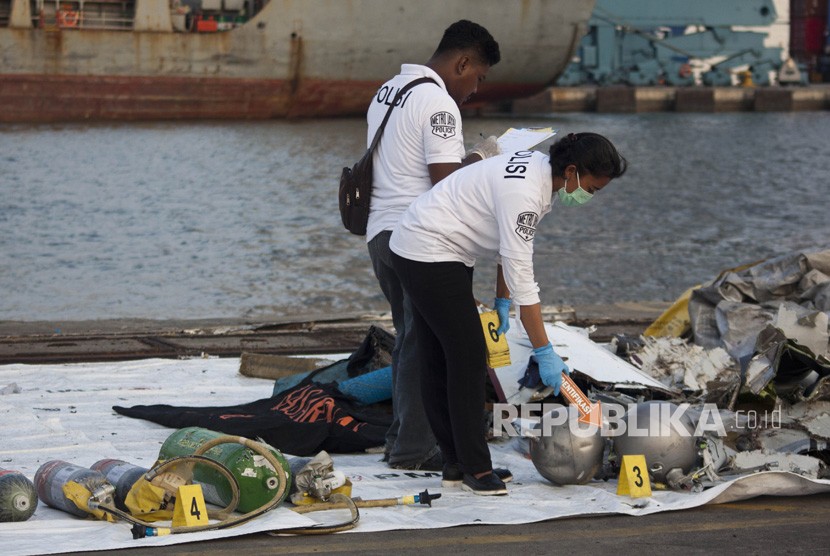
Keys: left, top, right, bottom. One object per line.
{"left": 434, "top": 20, "right": 501, "bottom": 67}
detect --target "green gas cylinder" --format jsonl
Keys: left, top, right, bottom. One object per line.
{"left": 158, "top": 427, "right": 291, "bottom": 513}
{"left": 0, "top": 468, "right": 38, "bottom": 522}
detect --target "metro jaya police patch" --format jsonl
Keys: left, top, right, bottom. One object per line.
{"left": 515, "top": 212, "right": 539, "bottom": 241}
{"left": 430, "top": 112, "right": 456, "bottom": 138}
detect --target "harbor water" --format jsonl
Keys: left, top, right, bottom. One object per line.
{"left": 1, "top": 113, "right": 829, "bottom": 322}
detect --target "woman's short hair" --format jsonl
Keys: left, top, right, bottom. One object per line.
{"left": 549, "top": 132, "right": 627, "bottom": 179}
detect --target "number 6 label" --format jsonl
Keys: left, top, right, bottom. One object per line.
{"left": 479, "top": 310, "right": 511, "bottom": 368}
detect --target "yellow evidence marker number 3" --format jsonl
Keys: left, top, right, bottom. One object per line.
{"left": 172, "top": 484, "right": 209, "bottom": 527}
{"left": 617, "top": 455, "right": 652, "bottom": 497}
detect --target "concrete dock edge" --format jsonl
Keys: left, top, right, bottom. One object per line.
{"left": 0, "top": 302, "right": 671, "bottom": 364}
{"left": 511, "top": 85, "right": 830, "bottom": 113}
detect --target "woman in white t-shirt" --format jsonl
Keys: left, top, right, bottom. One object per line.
{"left": 390, "top": 132, "right": 627, "bottom": 495}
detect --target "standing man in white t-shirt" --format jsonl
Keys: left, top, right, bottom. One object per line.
{"left": 366, "top": 20, "right": 502, "bottom": 471}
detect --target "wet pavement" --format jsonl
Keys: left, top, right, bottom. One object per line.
{"left": 68, "top": 493, "right": 830, "bottom": 555}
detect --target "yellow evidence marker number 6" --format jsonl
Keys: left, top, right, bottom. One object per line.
{"left": 617, "top": 455, "right": 652, "bottom": 497}
{"left": 479, "top": 311, "right": 511, "bottom": 368}
{"left": 487, "top": 320, "right": 499, "bottom": 343}
{"left": 172, "top": 484, "right": 209, "bottom": 527}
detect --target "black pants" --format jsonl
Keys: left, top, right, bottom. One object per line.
{"left": 391, "top": 253, "right": 493, "bottom": 475}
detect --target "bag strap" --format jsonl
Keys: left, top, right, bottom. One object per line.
{"left": 368, "top": 76, "right": 437, "bottom": 153}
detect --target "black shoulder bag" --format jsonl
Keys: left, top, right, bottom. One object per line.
{"left": 339, "top": 77, "right": 436, "bottom": 236}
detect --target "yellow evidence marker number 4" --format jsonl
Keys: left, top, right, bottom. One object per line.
{"left": 172, "top": 484, "right": 209, "bottom": 527}
{"left": 617, "top": 455, "right": 652, "bottom": 497}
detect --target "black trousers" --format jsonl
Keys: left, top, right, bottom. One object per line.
{"left": 391, "top": 253, "right": 493, "bottom": 475}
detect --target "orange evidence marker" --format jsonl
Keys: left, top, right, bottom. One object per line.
{"left": 559, "top": 373, "right": 602, "bottom": 428}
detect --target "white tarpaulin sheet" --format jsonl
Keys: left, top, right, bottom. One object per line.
{"left": 2, "top": 357, "right": 829, "bottom": 556}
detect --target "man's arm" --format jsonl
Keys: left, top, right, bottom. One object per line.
{"left": 427, "top": 133, "right": 499, "bottom": 184}
{"left": 427, "top": 153, "right": 482, "bottom": 185}
{"left": 496, "top": 264, "right": 510, "bottom": 298}
{"left": 519, "top": 303, "right": 549, "bottom": 349}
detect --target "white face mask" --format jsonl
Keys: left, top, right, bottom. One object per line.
{"left": 557, "top": 170, "right": 593, "bottom": 207}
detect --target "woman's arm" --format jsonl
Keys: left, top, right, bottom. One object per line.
{"left": 520, "top": 303, "right": 550, "bottom": 349}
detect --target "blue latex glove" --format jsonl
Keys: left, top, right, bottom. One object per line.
{"left": 494, "top": 297, "right": 512, "bottom": 336}
{"left": 532, "top": 343, "right": 570, "bottom": 396}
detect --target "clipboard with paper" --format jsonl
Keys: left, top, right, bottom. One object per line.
{"left": 497, "top": 127, "right": 557, "bottom": 153}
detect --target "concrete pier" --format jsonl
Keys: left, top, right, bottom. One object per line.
{"left": 511, "top": 85, "right": 830, "bottom": 113}
{"left": 0, "top": 302, "right": 669, "bottom": 364}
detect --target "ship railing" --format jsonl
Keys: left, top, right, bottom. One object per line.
{"left": 24, "top": 1, "right": 256, "bottom": 32}
{"left": 35, "top": 11, "right": 134, "bottom": 30}
{"left": 33, "top": 0, "right": 135, "bottom": 31}
{"left": 35, "top": 12, "right": 134, "bottom": 30}
{"left": 75, "top": 13, "right": 134, "bottom": 30}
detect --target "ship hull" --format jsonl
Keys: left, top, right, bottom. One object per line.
{"left": 0, "top": 74, "right": 549, "bottom": 122}
{"left": 0, "top": 0, "right": 595, "bottom": 122}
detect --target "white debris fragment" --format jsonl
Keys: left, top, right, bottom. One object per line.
{"left": 732, "top": 449, "right": 824, "bottom": 478}
{"left": 802, "top": 413, "right": 830, "bottom": 441}
{"left": 633, "top": 337, "right": 738, "bottom": 391}
{"left": 778, "top": 401, "right": 830, "bottom": 440}
{"left": 753, "top": 427, "right": 828, "bottom": 453}
{"left": 1, "top": 382, "right": 22, "bottom": 395}
{"left": 773, "top": 303, "right": 830, "bottom": 358}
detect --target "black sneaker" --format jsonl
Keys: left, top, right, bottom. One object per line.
{"left": 388, "top": 451, "right": 443, "bottom": 472}
{"left": 461, "top": 472, "right": 508, "bottom": 496}
{"left": 442, "top": 464, "right": 512, "bottom": 487}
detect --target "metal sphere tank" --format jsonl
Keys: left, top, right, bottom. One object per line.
{"left": 613, "top": 401, "right": 699, "bottom": 483}
{"left": 530, "top": 406, "right": 605, "bottom": 486}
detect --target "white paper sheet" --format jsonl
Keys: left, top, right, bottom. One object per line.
{"left": 497, "top": 127, "right": 557, "bottom": 153}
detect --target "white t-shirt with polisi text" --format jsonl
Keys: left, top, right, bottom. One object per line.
{"left": 365, "top": 64, "right": 465, "bottom": 242}
{"left": 390, "top": 151, "right": 553, "bottom": 306}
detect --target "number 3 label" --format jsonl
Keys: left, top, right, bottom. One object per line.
{"left": 617, "top": 455, "right": 652, "bottom": 498}
{"left": 632, "top": 465, "right": 644, "bottom": 487}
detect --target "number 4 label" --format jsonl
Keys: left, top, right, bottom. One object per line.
{"left": 172, "top": 484, "right": 209, "bottom": 527}
{"left": 617, "top": 454, "right": 652, "bottom": 498}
